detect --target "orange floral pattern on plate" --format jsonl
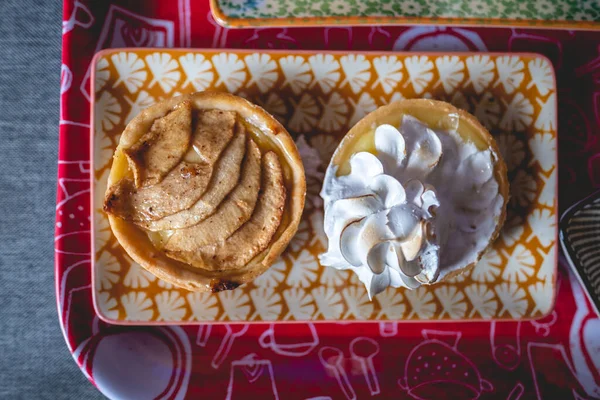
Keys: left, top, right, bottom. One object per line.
{"left": 92, "top": 49, "right": 557, "bottom": 324}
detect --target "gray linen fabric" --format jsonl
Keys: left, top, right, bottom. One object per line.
{"left": 0, "top": 0, "right": 104, "bottom": 398}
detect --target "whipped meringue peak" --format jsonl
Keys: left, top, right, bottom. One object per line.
{"left": 320, "top": 115, "right": 503, "bottom": 298}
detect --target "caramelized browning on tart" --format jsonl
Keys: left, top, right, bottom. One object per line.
{"left": 103, "top": 97, "right": 290, "bottom": 287}
{"left": 124, "top": 101, "right": 193, "bottom": 188}
{"left": 165, "top": 151, "right": 286, "bottom": 270}
{"left": 105, "top": 159, "right": 213, "bottom": 221}
{"left": 105, "top": 107, "right": 238, "bottom": 221}
{"left": 165, "top": 137, "right": 262, "bottom": 249}
{"left": 188, "top": 109, "right": 236, "bottom": 165}
{"left": 140, "top": 127, "right": 246, "bottom": 231}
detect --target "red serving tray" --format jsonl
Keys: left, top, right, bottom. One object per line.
{"left": 57, "top": 0, "right": 600, "bottom": 398}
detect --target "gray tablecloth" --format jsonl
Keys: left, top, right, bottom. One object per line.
{"left": 0, "top": 1, "right": 103, "bottom": 398}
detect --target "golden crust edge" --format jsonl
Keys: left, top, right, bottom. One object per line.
{"left": 105, "top": 91, "right": 306, "bottom": 292}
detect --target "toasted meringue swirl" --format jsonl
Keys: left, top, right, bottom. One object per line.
{"left": 320, "top": 115, "right": 503, "bottom": 298}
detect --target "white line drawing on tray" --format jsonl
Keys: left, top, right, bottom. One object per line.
{"left": 212, "top": 324, "right": 249, "bottom": 369}
{"left": 177, "top": 0, "right": 191, "bottom": 47}
{"left": 62, "top": 0, "right": 94, "bottom": 35}
{"left": 399, "top": 330, "right": 493, "bottom": 400}
{"left": 319, "top": 347, "right": 356, "bottom": 400}
{"left": 72, "top": 337, "right": 93, "bottom": 381}
{"left": 61, "top": 64, "right": 73, "bottom": 95}
{"left": 59, "top": 120, "right": 91, "bottom": 129}
{"left": 506, "top": 382, "right": 524, "bottom": 400}
{"left": 529, "top": 310, "right": 557, "bottom": 337}
{"left": 508, "top": 29, "right": 564, "bottom": 70}
{"left": 208, "top": 10, "right": 228, "bottom": 49}
{"left": 393, "top": 27, "right": 488, "bottom": 53}
{"left": 567, "top": 266, "right": 600, "bottom": 398}
{"left": 527, "top": 342, "right": 591, "bottom": 400}
{"left": 349, "top": 337, "right": 380, "bottom": 396}
{"left": 490, "top": 321, "right": 522, "bottom": 371}
{"left": 259, "top": 323, "right": 319, "bottom": 357}
{"left": 56, "top": 178, "right": 91, "bottom": 210}
{"left": 379, "top": 322, "right": 398, "bottom": 337}
{"left": 575, "top": 42, "right": 600, "bottom": 80}
{"left": 80, "top": 5, "right": 175, "bottom": 101}
{"left": 97, "top": 5, "right": 174, "bottom": 49}
{"left": 55, "top": 231, "right": 91, "bottom": 255}
{"left": 226, "top": 354, "right": 278, "bottom": 400}
{"left": 57, "top": 159, "right": 91, "bottom": 170}
{"left": 368, "top": 27, "right": 392, "bottom": 47}
{"left": 244, "top": 28, "right": 299, "bottom": 50}
{"left": 196, "top": 325, "right": 211, "bottom": 347}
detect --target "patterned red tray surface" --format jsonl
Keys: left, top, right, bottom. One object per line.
{"left": 58, "top": 1, "right": 600, "bottom": 398}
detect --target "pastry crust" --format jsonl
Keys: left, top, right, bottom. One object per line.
{"left": 331, "top": 99, "right": 508, "bottom": 284}
{"left": 104, "top": 91, "right": 306, "bottom": 292}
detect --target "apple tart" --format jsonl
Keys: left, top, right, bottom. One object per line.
{"left": 103, "top": 92, "right": 305, "bottom": 292}
{"left": 320, "top": 99, "right": 508, "bottom": 298}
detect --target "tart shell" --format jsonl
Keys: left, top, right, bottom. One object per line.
{"left": 330, "top": 99, "right": 509, "bottom": 284}
{"left": 105, "top": 91, "right": 306, "bottom": 292}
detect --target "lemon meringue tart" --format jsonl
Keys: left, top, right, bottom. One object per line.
{"left": 320, "top": 99, "right": 508, "bottom": 298}
{"left": 103, "top": 92, "right": 305, "bottom": 292}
